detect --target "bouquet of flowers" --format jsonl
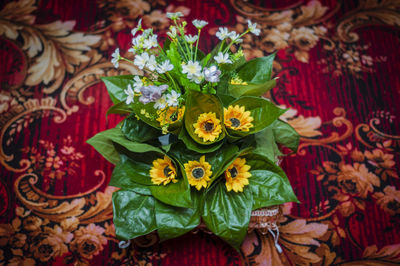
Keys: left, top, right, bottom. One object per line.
{"left": 88, "top": 12, "right": 299, "bottom": 250}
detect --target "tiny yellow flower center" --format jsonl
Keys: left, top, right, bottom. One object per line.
{"left": 192, "top": 167, "right": 205, "bottom": 179}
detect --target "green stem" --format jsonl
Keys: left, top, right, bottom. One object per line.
{"left": 120, "top": 57, "right": 135, "bottom": 64}
{"left": 194, "top": 29, "right": 201, "bottom": 61}
{"left": 174, "top": 20, "right": 191, "bottom": 61}
{"left": 223, "top": 30, "right": 249, "bottom": 54}
{"left": 166, "top": 72, "right": 180, "bottom": 93}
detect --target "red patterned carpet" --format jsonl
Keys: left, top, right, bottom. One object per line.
{"left": 1, "top": 0, "right": 400, "bottom": 265}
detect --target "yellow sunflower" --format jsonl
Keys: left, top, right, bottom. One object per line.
{"left": 157, "top": 106, "right": 185, "bottom": 126}
{"left": 224, "top": 105, "right": 254, "bottom": 132}
{"left": 184, "top": 155, "right": 212, "bottom": 190}
{"left": 149, "top": 156, "right": 178, "bottom": 185}
{"left": 225, "top": 157, "right": 251, "bottom": 192}
{"left": 193, "top": 112, "right": 222, "bottom": 142}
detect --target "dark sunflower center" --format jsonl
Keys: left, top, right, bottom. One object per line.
{"left": 229, "top": 167, "right": 238, "bottom": 178}
{"left": 163, "top": 166, "right": 172, "bottom": 177}
{"left": 192, "top": 167, "right": 205, "bottom": 179}
{"left": 203, "top": 121, "right": 214, "bottom": 132}
{"left": 170, "top": 112, "right": 178, "bottom": 122}
{"left": 229, "top": 118, "right": 241, "bottom": 128}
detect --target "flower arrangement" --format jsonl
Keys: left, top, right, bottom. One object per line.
{"left": 88, "top": 12, "right": 299, "bottom": 250}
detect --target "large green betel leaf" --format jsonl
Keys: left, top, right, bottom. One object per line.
{"left": 252, "top": 126, "right": 282, "bottom": 162}
{"left": 244, "top": 153, "right": 299, "bottom": 209}
{"left": 229, "top": 79, "right": 276, "bottom": 98}
{"left": 154, "top": 197, "right": 200, "bottom": 242}
{"left": 228, "top": 53, "right": 275, "bottom": 97}
{"left": 226, "top": 96, "right": 286, "bottom": 137}
{"left": 237, "top": 53, "right": 275, "bottom": 84}
{"left": 271, "top": 119, "right": 300, "bottom": 153}
{"left": 101, "top": 75, "right": 135, "bottom": 104}
{"left": 202, "top": 182, "right": 253, "bottom": 250}
{"left": 114, "top": 148, "right": 192, "bottom": 208}
{"left": 106, "top": 101, "right": 133, "bottom": 118}
{"left": 121, "top": 114, "right": 160, "bottom": 142}
{"left": 185, "top": 91, "right": 225, "bottom": 145}
{"left": 112, "top": 189, "right": 157, "bottom": 240}
{"left": 87, "top": 128, "right": 165, "bottom": 165}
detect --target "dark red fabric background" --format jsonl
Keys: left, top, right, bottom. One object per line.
{"left": 1, "top": 0, "right": 400, "bottom": 265}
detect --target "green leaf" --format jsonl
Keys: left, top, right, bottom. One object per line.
{"left": 87, "top": 128, "right": 121, "bottom": 165}
{"left": 202, "top": 182, "right": 253, "bottom": 250}
{"left": 252, "top": 127, "right": 282, "bottom": 162}
{"left": 106, "top": 101, "right": 133, "bottom": 118}
{"left": 236, "top": 53, "right": 275, "bottom": 84}
{"left": 244, "top": 153, "right": 299, "bottom": 208}
{"left": 271, "top": 119, "right": 300, "bottom": 152}
{"left": 229, "top": 79, "right": 276, "bottom": 98}
{"left": 166, "top": 42, "right": 182, "bottom": 73}
{"left": 150, "top": 171, "right": 192, "bottom": 208}
{"left": 101, "top": 75, "right": 134, "bottom": 104}
{"left": 226, "top": 96, "right": 286, "bottom": 137}
{"left": 178, "top": 126, "right": 224, "bottom": 153}
{"left": 112, "top": 189, "right": 157, "bottom": 240}
{"left": 155, "top": 199, "right": 200, "bottom": 241}
{"left": 121, "top": 114, "right": 160, "bottom": 142}
{"left": 184, "top": 91, "right": 225, "bottom": 145}
{"left": 217, "top": 93, "right": 236, "bottom": 107}
{"left": 249, "top": 170, "right": 298, "bottom": 210}
{"left": 112, "top": 152, "right": 158, "bottom": 186}
{"left": 131, "top": 101, "right": 161, "bottom": 129}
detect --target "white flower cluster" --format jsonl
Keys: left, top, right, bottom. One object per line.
{"left": 215, "top": 20, "right": 260, "bottom": 43}
{"left": 113, "top": 16, "right": 262, "bottom": 117}
{"left": 181, "top": 61, "right": 222, "bottom": 84}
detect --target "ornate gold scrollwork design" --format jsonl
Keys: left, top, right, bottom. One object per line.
{"left": 60, "top": 61, "right": 141, "bottom": 115}
{"left": 14, "top": 170, "right": 113, "bottom": 224}
{"left": 356, "top": 118, "right": 400, "bottom": 152}
{"left": 336, "top": 0, "right": 400, "bottom": 43}
{"left": 301, "top": 107, "right": 353, "bottom": 144}
{"left": 0, "top": 98, "right": 67, "bottom": 172}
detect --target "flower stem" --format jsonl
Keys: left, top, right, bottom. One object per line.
{"left": 194, "top": 29, "right": 201, "bottom": 62}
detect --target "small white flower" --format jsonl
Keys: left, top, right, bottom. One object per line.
{"left": 156, "top": 60, "right": 174, "bottom": 74}
{"left": 111, "top": 48, "right": 120, "bottom": 68}
{"left": 147, "top": 54, "right": 157, "bottom": 71}
{"left": 166, "top": 90, "right": 181, "bottom": 107}
{"left": 167, "top": 26, "right": 177, "bottom": 39}
{"left": 203, "top": 65, "right": 221, "bottom": 83}
{"left": 166, "top": 12, "right": 184, "bottom": 20}
{"left": 229, "top": 32, "right": 243, "bottom": 43}
{"left": 131, "top": 18, "right": 142, "bottom": 36}
{"left": 134, "top": 52, "right": 149, "bottom": 69}
{"left": 192, "top": 19, "right": 208, "bottom": 29}
{"left": 184, "top": 34, "right": 198, "bottom": 44}
{"left": 143, "top": 34, "right": 158, "bottom": 49}
{"left": 181, "top": 61, "right": 202, "bottom": 79}
{"left": 132, "top": 76, "right": 143, "bottom": 93}
{"left": 191, "top": 73, "right": 204, "bottom": 84}
{"left": 247, "top": 20, "right": 261, "bottom": 36}
{"left": 216, "top": 27, "right": 231, "bottom": 40}
{"left": 124, "top": 84, "right": 135, "bottom": 104}
{"left": 214, "top": 52, "right": 232, "bottom": 64}
{"left": 154, "top": 94, "right": 168, "bottom": 110}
